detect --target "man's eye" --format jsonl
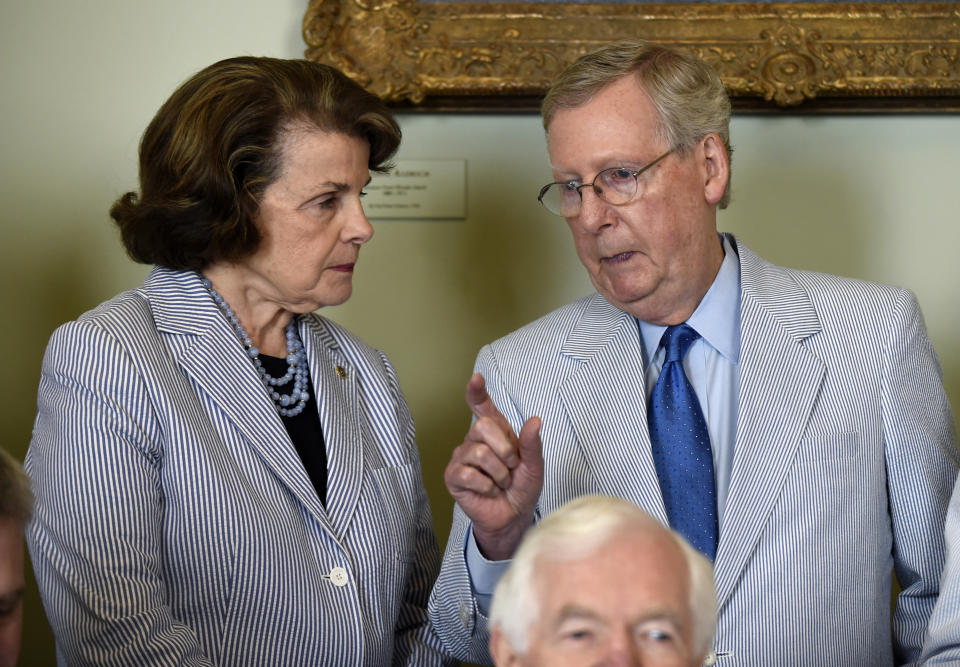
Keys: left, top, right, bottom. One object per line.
{"left": 638, "top": 627, "right": 674, "bottom": 643}
{"left": 562, "top": 628, "right": 594, "bottom": 642}
{"left": 605, "top": 167, "right": 634, "bottom": 183}
{"left": 0, "top": 593, "right": 23, "bottom": 617}
{"left": 359, "top": 190, "right": 368, "bottom": 198}
{"left": 316, "top": 198, "right": 337, "bottom": 209}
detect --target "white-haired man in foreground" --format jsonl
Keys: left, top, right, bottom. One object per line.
{"left": 489, "top": 495, "right": 717, "bottom": 667}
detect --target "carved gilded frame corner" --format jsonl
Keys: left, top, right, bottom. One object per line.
{"left": 304, "top": 1, "right": 960, "bottom": 112}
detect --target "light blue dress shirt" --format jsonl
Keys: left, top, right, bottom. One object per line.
{"left": 465, "top": 236, "right": 742, "bottom": 613}
{"left": 638, "top": 235, "right": 741, "bottom": 517}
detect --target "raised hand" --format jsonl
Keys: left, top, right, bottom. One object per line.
{"left": 444, "top": 373, "right": 544, "bottom": 560}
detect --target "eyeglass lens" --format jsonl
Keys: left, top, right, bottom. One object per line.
{"left": 539, "top": 166, "right": 639, "bottom": 217}
{"left": 538, "top": 150, "right": 673, "bottom": 217}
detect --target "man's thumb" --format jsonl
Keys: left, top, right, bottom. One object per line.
{"left": 517, "top": 416, "right": 543, "bottom": 469}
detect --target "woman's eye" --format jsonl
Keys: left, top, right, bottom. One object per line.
{"left": 562, "top": 181, "right": 581, "bottom": 192}
{"left": 316, "top": 197, "right": 337, "bottom": 209}
{"left": 359, "top": 190, "right": 368, "bottom": 198}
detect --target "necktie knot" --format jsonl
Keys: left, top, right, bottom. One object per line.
{"left": 660, "top": 324, "right": 700, "bottom": 363}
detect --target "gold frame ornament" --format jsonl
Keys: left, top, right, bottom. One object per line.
{"left": 304, "top": 1, "right": 960, "bottom": 112}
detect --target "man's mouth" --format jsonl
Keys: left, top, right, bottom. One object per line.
{"left": 601, "top": 251, "right": 635, "bottom": 264}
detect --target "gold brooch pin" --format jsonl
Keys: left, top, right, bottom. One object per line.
{"left": 336, "top": 365, "right": 347, "bottom": 379}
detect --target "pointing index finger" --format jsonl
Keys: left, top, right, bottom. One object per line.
{"left": 466, "top": 373, "right": 515, "bottom": 436}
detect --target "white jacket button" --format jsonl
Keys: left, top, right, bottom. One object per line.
{"left": 329, "top": 567, "right": 349, "bottom": 587}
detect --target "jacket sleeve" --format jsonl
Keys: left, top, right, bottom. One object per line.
{"left": 880, "top": 290, "right": 959, "bottom": 664}
{"left": 26, "top": 320, "right": 214, "bottom": 666}
{"left": 920, "top": 474, "right": 960, "bottom": 664}
{"left": 428, "top": 343, "right": 526, "bottom": 665}
{"left": 378, "top": 353, "right": 458, "bottom": 667}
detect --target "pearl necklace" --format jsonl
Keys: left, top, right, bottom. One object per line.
{"left": 201, "top": 277, "right": 310, "bottom": 417}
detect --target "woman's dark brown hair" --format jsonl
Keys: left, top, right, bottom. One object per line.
{"left": 111, "top": 57, "right": 401, "bottom": 270}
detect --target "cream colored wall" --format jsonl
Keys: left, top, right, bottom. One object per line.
{"left": 3, "top": 1, "right": 959, "bottom": 663}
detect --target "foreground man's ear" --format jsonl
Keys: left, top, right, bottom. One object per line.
{"left": 489, "top": 625, "right": 523, "bottom": 667}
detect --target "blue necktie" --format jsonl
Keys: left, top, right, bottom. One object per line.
{"left": 648, "top": 324, "right": 718, "bottom": 560}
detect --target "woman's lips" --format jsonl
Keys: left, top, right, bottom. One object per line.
{"left": 330, "top": 263, "right": 356, "bottom": 273}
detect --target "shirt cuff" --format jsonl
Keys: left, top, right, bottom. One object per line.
{"left": 464, "top": 524, "right": 512, "bottom": 617}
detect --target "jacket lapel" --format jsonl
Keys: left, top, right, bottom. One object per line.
{"left": 145, "top": 268, "right": 338, "bottom": 538}
{"left": 299, "top": 316, "right": 364, "bottom": 540}
{"left": 559, "top": 295, "right": 669, "bottom": 523}
{"left": 713, "top": 239, "right": 824, "bottom": 608}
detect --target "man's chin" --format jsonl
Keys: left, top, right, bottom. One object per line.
{"left": 596, "top": 283, "right": 658, "bottom": 317}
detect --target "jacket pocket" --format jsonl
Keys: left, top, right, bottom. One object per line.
{"left": 797, "top": 432, "right": 859, "bottom": 462}
{"left": 369, "top": 461, "right": 419, "bottom": 563}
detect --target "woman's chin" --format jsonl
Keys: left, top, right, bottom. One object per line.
{"left": 295, "top": 287, "right": 353, "bottom": 312}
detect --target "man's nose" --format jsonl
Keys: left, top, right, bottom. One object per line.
{"left": 599, "top": 630, "right": 645, "bottom": 667}
{"left": 575, "top": 186, "right": 614, "bottom": 233}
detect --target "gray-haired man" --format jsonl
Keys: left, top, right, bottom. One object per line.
{"left": 489, "top": 495, "right": 716, "bottom": 667}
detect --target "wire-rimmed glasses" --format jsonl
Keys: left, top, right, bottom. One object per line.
{"left": 537, "top": 149, "right": 675, "bottom": 218}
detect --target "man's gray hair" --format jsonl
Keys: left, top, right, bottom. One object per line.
{"left": 541, "top": 40, "right": 733, "bottom": 209}
{"left": 0, "top": 448, "right": 33, "bottom": 526}
{"left": 489, "top": 495, "right": 717, "bottom": 657}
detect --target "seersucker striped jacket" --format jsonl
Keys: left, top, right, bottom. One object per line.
{"left": 428, "top": 234, "right": 959, "bottom": 667}
{"left": 26, "top": 267, "right": 455, "bottom": 666}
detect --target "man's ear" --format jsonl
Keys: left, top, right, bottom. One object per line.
{"left": 700, "top": 133, "right": 729, "bottom": 206}
{"left": 490, "top": 625, "right": 522, "bottom": 666}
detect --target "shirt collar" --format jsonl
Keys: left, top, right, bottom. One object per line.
{"left": 638, "top": 235, "right": 742, "bottom": 368}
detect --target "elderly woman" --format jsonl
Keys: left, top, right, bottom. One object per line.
{"left": 26, "top": 57, "right": 452, "bottom": 666}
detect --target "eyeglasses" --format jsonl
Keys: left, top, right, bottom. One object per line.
{"left": 537, "top": 149, "right": 675, "bottom": 218}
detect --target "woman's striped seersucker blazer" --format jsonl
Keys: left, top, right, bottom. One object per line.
{"left": 26, "top": 267, "right": 454, "bottom": 666}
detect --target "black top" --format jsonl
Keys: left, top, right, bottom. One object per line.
{"left": 259, "top": 354, "right": 327, "bottom": 506}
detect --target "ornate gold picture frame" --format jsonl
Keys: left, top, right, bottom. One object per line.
{"left": 304, "top": 1, "right": 960, "bottom": 112}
